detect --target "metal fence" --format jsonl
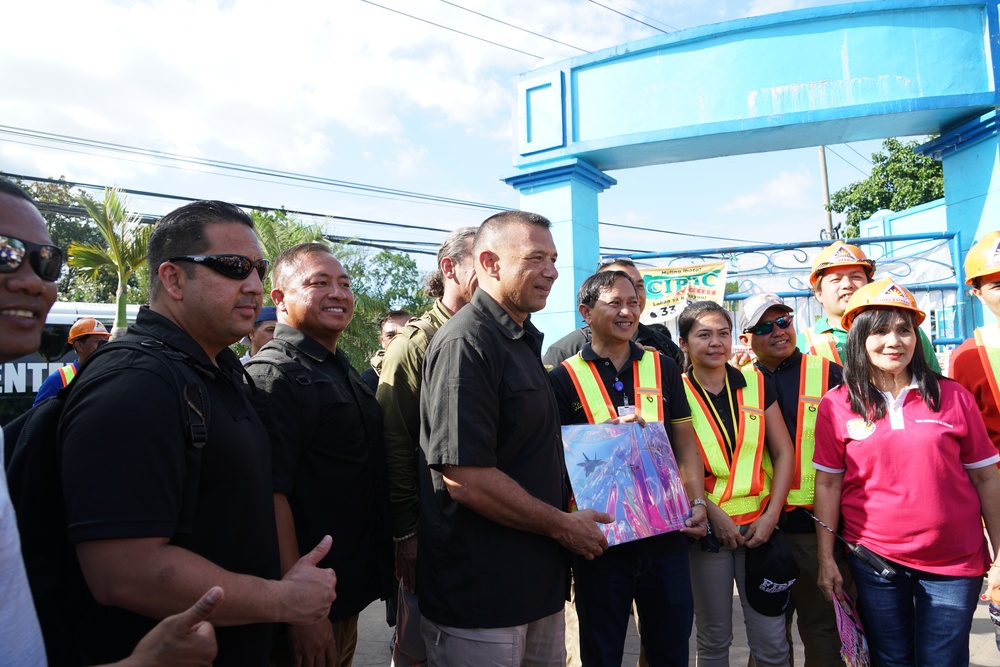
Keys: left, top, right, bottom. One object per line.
{"left": 621, "top": 231, "right": 967, "bottom": 353}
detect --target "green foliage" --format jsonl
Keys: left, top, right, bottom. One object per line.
{"left": 250, "top": 209, "right": 326, "bottom": 304}
{"left": 828, "top": 138, "right": 944, "bottom": 238}
{"left": 67, "top": 187, "right": 152, "bottom": 330}
{"left": 334, "top": 245, "right": 432, "bottom": 371}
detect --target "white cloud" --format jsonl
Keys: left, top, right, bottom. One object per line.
{"left": 718, "top": 168, "right": 815, "bottom": 214}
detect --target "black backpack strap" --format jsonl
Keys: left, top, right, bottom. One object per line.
{"left": 79, "top": 337, "right": 210, "bottom": 533}
{"left": 245, "top": 349, "right": 321, "bottom": 444}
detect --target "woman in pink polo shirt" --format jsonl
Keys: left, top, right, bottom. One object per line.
{"left": 813, "top": 278, "right": 1000, "bottom": 666}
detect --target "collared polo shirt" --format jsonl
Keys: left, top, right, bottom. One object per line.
{"left": 418, "top": 288, "right": 567, "bottom": 629}
{"left": 549, "top": 340, "right": 692, "bottom": 556}
{"left": 950, "top": 335, "right": 1000, "bottom": 457}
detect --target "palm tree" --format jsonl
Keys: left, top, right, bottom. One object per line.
{"left": 250, "top": 209, "right": 326, "bottom": 304}
{"left": 67, "top": 187, "right": 151, "bottom": 334}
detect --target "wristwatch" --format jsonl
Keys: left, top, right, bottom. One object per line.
{"left": 690, "top": 499, "right": 707, "bottom": 509}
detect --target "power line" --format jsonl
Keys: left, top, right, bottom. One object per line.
{"left": 0, "top": 125, "right": 510, "bottom": 211}
{"left": 439, "top": 0, "right": 588, "bottom": 53}
{"left": 825, "top": 146, "right": 869, "bottom": 177}
{"left": 844, "top": 143, "right": 874, "bottom": 165}
{"left": 593, "top": 0, "right": 679, "bottom": 32}
{"left": 357, "top": 0, "right": 541, "bottom": 59}
{"left": 585, "top": 0, "right": 668, "bottom": 33}
{"left": 9, "top": 173, "right": 459, "bottom": 238}
{"left": 600, "top": 221, "right": 765, "bottom": 245}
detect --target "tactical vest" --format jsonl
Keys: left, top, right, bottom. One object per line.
{"left": 562, "top": 351, "right": 663, "bottom": 424}
{"left": 974, "top": 324, "right": 1000, "bottom": 411}
{"left": 785, "top": 354, "right": 832, "bottom": 509}
{"left": 803, "top": 326, "right": 842, "bottom": 364}
{"left": 683, "top": 367, "right": 771, "bottom": 525}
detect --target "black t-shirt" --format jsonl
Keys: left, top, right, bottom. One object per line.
{"left": 548, "top": 341, "right": 692, "bottom": 556}
{"left": 685, "top": 364, "right": 778, "bottom": 457}
{"left": 418, "top": 289, "right": 568, "bottom": 628}
{"left": 754, "top": 349, "right": 843, "bottom": 532}
{"left": 59, "top": 307, "right": 279, "bottom": 667}
{"left": 247, "top": 324, "right": 393, "bottom": 620}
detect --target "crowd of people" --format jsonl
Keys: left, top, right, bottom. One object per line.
{"left": 1, "top": 172, "right": 1000, "bottom": 667}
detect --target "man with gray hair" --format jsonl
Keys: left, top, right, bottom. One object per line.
{"left": 418, "top": 211, "right": 611, "bottom": 666}
{"left": 375, "top": 226, "right": 477, "bottom": 665}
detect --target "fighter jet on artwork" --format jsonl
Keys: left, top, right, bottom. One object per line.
{"left": 577, "top": 452, "right": 605, "bottom": 478}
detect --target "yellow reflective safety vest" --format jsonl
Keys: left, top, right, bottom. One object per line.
{"left": 973, "top": 324, "right": 1000, "bottom": 410}
{"left": 803, "top": 326, "right": 842, "bottom": 364}
{"left": 562, "top": 350, "right": 664, "bottom": 424}
{"left": 683, "top": 367, "right": 771, "bottom": 525}
{"left": 786, "top": 354, "right": 832, "bottom": 509}
{"left": 57, "top": 363, "right": 77, "bottom": 388}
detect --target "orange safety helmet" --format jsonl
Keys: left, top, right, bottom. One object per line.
{"left": 963, "top": 231, "right": 1000, "bottom": 286}
{"left": 809, "top": 241, "right": 876, "bottom": 289}
{"left": 841, "top": 278, "right": 926, "bottom": 330}
{"left": 68, "top": 317, "right": 111, "bottom": 344}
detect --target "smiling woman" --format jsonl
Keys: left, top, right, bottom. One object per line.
{"left": 813, "top": 278, "right": 1000, "bottom": 666}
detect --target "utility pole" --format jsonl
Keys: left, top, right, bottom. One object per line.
{"left": 818, "top": 146, "right": 835, "bottom": 239}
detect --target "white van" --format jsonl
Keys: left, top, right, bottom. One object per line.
{"left": 0, "top": 302, "right": 140, "bottom": 425}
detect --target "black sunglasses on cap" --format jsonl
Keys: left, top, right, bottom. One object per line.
{"left": 744, "top": 315, "right": 794, "bottom": 336}
{"left": 0, "top": 234, "right": 64, "bottom": 282}
{"left": 166, "top": 254, "right": 269, "bottom": 281}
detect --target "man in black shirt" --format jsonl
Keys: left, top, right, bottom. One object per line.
{"left": 248, "top": 242, "right": 393, "bottom": 667}
{"left": 418, "top": 210, "right": 611, "bottom": 666}
{"left": 58, "top": 201, "right": 337, "bottom": 667}
{"left": 543, "top": 258, "right": 684, "bottom": 369}
{"left": 737, "top": 293, "right": 846, "bottom": 667}
{"left": 549, "top": 270, "right": 707, "bottom": 667}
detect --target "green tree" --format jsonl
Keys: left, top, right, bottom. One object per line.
{"left": 250, "top": 209, "right": 326, "bottom": 304}
{"left": 828, "top": 137, "right": 944, "bottom": 237}
{"left": 67, "top": 187, "right": 152, "bottom": 331}
{"left": 9, "top": 175, "right": 122, "bottom": 301}
{"left": 335, "top": 245, "right": 432, "bottom": 371}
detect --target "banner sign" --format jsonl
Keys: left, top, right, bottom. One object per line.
{"left": 562, "top": 422, "right": 690, "bottom": 546}
{"left": 639, "top": 261, "right": 729, "bottom": 323}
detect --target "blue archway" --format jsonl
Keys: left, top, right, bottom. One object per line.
{"left": 504, "top": 0, "right": 1000, "bottom": 340}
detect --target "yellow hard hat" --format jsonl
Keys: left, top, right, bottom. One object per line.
{"left": 964, "top": 231, "right": 1000, "bottom": 286}
{"left": 841, "top": 278, "right": 926, "bottom": 330}
{"left": 68, "top": 317, "right": 111, "bottom": 344}
{"left": 809, "top": 241, "right": 876, "bottom": 288}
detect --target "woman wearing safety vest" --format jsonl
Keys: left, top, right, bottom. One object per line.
{"left": 814, "top": 278, "right": 1000, "bottom": 666}
{"left": 677, "top": 301, "right": 794, "bottom": 667}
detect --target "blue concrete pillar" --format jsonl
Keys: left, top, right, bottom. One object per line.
{"left": 503, "top": 158, "right": 617, "bottom": 345}
{"left": 920, "top": 112, "right": 1000, "bottom": 330}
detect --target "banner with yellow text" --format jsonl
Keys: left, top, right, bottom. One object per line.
{"left": 639, "top": 262, "right": 729, "bottom": 324}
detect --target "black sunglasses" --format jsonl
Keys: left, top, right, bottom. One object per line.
{"left": 745, "top": 314, "right": 794, "bottom": 336}
{"left": 166, "top": 254, "right": 269, "bottom": 281}
{"left": 0, "top": 234, "right": 63, "bottom": 282}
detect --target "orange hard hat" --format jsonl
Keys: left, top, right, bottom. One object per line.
{"left": 964, "top": 231, "right": 1000, "bottom": 286}
{"left": 809, "top": 241, "right": 876, "bottom": 288}
{"left": 841, "top": 278, "right": 926, "bottom": 330}
{"left": 68, "top": 317, "right": 111, "bottom": 344}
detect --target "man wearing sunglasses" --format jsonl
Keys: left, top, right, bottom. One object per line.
{"left": 56, "top": 200, "right": 337, "bottom": 666}
{"left": 738, "top": 293, "right": 847, "bottom": 667}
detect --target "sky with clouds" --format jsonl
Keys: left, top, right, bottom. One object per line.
{"left": 1, "top": 0, "right": 899, "bottom": 271}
